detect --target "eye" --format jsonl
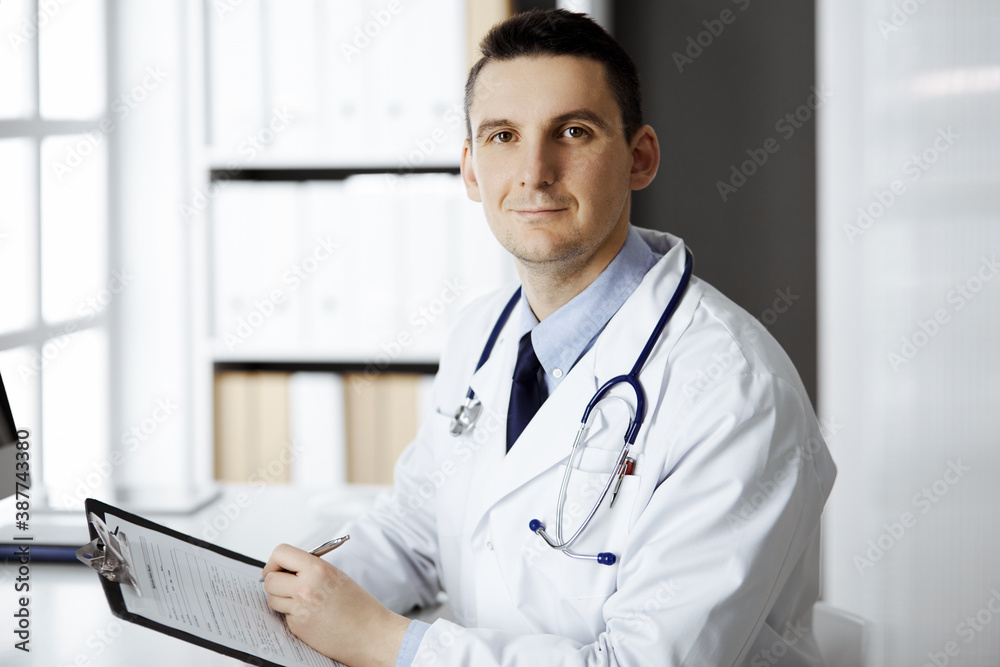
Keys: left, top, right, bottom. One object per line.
{"left": 490, "top": 131, "right": 514, "bottom": 144}
{"left": 563, "top": 126, "right": 588, "bottom": 139}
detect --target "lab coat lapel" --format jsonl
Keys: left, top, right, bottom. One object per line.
{"left": 590, "top": 234, "right": 698, "bottom": 417}
{"left": 462, "top": 301, "right": 601, "bottom": 534}
{"left": 462, "top": 315, "right": 518, "bottom": 521}
{"left": 471, "top": 350, "right": 600, "bottom": 530}
{"left": 467, "top": 327, "right": 515, "bottom": 429}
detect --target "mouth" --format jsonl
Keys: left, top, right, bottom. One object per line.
{"left": 511, "top": 208, "right": 568, "bottom": 219}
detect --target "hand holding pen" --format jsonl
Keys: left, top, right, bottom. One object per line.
{"left": 259, "top": 535, "right": 349, "bottom": 582}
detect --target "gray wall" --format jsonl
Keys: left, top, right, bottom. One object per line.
{"left": 615, "top": 0, "right": 818, "bottom": 402}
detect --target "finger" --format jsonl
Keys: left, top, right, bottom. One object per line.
{"left": 262, "top": 543, "right": 313, "bottom": 577}
{"left": 262, "top": 570, "right": 299, "bottom": 598}
{"left": 261, "top": 544, "right": 289, "bottom": 578}
{"left": 266, "top": 593, "right": 297, "bottom": 616}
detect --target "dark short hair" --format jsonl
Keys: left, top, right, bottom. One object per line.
{"left": 464, "top": 9, "right": 643, "bottom": 144}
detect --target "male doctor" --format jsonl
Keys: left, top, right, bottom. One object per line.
{"left": 263, "top": 9, "right": 836, "bottom": 666}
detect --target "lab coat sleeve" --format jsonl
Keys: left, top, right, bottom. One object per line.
{"left": 324, "top": 411, "right": 446, "bottom": 614}
{"left": 408, "top": 372, "right": 828, "bottom": 666}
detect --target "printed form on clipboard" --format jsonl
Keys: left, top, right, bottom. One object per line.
{"left": 79, "top": 499, "right": 344, "bottom": 667}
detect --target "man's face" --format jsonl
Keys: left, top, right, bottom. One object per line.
{"left": 462, "top": 55, "right": 644, "bottom": 272}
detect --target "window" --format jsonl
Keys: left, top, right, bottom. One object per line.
{"left": 0, "top": 0, "right": 111, "bottom": 509}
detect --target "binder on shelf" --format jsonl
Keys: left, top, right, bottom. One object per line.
{"left": 213, "top": 372, "right": 292, "bottom": 485}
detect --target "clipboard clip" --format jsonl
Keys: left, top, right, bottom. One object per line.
{"left": 76, "top": 512, "right": 142, "bottom": 598}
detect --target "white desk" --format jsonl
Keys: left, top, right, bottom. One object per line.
{"left": 0, "top": 484, "right": 441, "bottom": 667}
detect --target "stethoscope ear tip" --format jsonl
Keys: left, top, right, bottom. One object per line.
{"left": 597, "top": 552, "right": 616, "bottom": 566}
{"left": 529, "top": 519, "right": 544, "bottom": 534}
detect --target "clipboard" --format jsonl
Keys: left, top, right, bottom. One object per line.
{"left": 78, "top": 498, "right": 343, "bottom": 667}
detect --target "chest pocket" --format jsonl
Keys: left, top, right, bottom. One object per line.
{"left": 515, "top": 464, "right": 641, "bottom": 640}
{"left": 524, "top": 460, "right": 641, "bottom": 597}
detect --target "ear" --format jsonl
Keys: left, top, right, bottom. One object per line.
{"left": 628, "top": 125, "right": 660, "bottom": 191}
{"left": 461, "top": 139, "right": 482, "bottom": 202}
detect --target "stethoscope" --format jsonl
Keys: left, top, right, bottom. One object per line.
{"left": 450, "top": 249, "right": 693, "bottom": 566}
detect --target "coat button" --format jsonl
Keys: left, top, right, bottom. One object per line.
{"left": 486, "top": 541, "right": 494, "bottom": 551}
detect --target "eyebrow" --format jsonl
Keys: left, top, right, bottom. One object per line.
{"left": 474, "top": 108, "right": 613, "bottom": 142}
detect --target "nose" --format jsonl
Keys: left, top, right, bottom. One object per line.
{"left": 519, "top": 136, "right": 557, "bottom": 189}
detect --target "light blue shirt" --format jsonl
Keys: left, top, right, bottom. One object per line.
{"left": 519, "top": 225, "right": 661, "bottom": 394}
{"left": 395, "top": 225, "right": 660, "bottom": 666}
{"left": 395, "top": 619, "right": 430, "bottom": 667}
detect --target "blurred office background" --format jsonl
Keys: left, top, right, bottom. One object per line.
{"left": 0, "top": 0, "right": 997, "bottom": 664}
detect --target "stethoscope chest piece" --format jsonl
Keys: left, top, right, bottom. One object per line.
{"left": 450, "top": 396, "right": 483, "bottom": 436}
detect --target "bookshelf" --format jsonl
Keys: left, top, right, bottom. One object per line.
{"left": 210, "top": 165, "right": 462, "bottom": 183}
{"left": 200, "top": 0, "right": 515, "bottom": 486}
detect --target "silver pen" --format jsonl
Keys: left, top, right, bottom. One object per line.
{"left": 259, "top": 534, "right": 350, "bottom": 582}
{"left": 610, "top": 458, "right": 635, "bottom": 508}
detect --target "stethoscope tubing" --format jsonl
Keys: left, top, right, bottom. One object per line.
{"left": 580, "top": 248, "right": 694, "bottom": 445}
{"left": 452, "top": 248, "right": 694, "bottom": 565}
{"left": 537, "top": 400, "right": 634, "bottom": 554}
{"left": 464, "top": 287, "right": 522, "bottom": 404}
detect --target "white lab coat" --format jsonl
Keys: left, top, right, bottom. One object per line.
{"left": 329, "top": 228, "right": 837, "bottom": 666}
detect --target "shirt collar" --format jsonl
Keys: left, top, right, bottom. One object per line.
{"left": 516, "top": 225, "right": 661, "bottom": 388}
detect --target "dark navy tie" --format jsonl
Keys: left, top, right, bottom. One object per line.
{"left": 507, "top": 332, "right": 547, "bottom": 452}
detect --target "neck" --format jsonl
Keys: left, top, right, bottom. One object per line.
{"left": 518, "top": 221, "right": 630, "bottom": 321}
